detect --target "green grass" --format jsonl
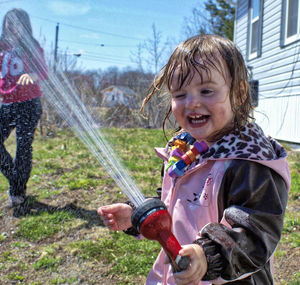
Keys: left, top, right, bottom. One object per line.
{"left": 68, "top": 231, "right": 160, "bottom": 276}
{"left": 281, "top": 151, "right": 300, "bottom": 250}
{"left": 16, "top": 211, "right": 77, "bottom": 242}
{"left": 7, "top": 272, "right": 25, "bottom": 281}
{"left": 33, "top": 256, "right": 62, "bottom": 271}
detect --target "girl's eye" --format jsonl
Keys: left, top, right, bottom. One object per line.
{"left": 173, "top": 93, "right": 185, "bottom": 99}
{"left": 201, "top": 89, "right": 213, "bottom": 95}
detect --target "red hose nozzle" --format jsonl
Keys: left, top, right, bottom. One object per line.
{"left": 131, "top": 199, "right": 190, "bottom": 272}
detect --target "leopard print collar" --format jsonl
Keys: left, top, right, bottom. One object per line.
{"left": 202, "top": 123, "right": 286, "bottom": 161}
{"left": 168, "top": 123, "right": 287, "bottom": 165}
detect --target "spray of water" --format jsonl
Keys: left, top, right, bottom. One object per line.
{"left": 2, "top": 16, "right": 146, "bottom": 207}
{"left": 42, "top": 69, "right": 146, "bottom": 207}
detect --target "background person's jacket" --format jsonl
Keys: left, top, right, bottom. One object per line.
{"left": 0, "top": 42, "right": 48, "bottom": 104}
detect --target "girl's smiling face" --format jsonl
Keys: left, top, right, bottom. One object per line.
{"left": 170, "top": 59, "right": 234, "bottom": 144}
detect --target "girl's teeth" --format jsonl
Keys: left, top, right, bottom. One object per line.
{"left": 191, "top": 118, "right": 206, "bottom": 123}
{"left": 189, "top": 115, "right": 208, "bottom": 124}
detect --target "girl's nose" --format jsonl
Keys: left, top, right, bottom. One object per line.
{"left": 186, "top": 93, "right": 202, "bottom": 109}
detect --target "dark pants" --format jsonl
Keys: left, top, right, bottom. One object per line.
{"left": 0, "top": 98, "right": 42, "bottom": 198}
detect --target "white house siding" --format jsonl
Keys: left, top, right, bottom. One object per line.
{"left": 234, "top": 1, "right": 248, "bottom": 51}
{"left": 235, "top": 0, "right": 300, "bottom": 143}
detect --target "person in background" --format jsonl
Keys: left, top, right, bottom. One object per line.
{"left": 0, "top": 8, "right": 48, "bottom": 207}
{"left": 98, "top": 34, "right": 290, "bottom": 284}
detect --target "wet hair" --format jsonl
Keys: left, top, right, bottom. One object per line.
{"left": 141, "top": 34, "right": 253, "bottom": 141}
{"left": 0, "top": 8, "right": 40, "bottom": 55}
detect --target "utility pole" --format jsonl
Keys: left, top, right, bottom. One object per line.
{"left": 54, "top": 23, "right": 59, "bottom": 72}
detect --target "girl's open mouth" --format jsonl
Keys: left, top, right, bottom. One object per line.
{"left": 188, "top": 114, "right": 210, "bottom": 125}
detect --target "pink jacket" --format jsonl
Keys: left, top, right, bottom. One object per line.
{"left": 145, "top": 123, "right": 290, "bottom": 285}
{"left": 0, "top": 43, "right": 48, "bottom": 103}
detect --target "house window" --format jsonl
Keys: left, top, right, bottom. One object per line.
{"left": 284, "top": 0, "right": 300, "bottom": 44}
{"left": 248, "top": 0, "right": 263, "bottom": 59}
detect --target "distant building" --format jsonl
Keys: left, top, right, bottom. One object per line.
{"left": 101, "top": 85, "right": 138, "bottom": 109}
{"left": 234, "top": 0, "right": 300, "bottom": 143}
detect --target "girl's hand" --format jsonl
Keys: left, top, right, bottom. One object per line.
{"left": 17, "top": 73, "right": 37, "bottom": 85}
{"left": 97, "top": 203, "right": 133, "bottom": 231}
{"left": 173, "top": 244, "right": 207, "bottom": 285}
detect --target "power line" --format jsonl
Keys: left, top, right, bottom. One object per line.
{"left": 30, "top": 14, "right": 140, "bottom": 68}
{"left": 72, "top": 49, "right": 130, "bottom": 60}
{"left": 79, "top": 57, "right": 132, "bottom": 65}
{"left": 56, "top": 47, "right": 132, "bottom": 61}
{"left": 43, "top": 45, "right": 132, "bottom": 63}
{"left": 53, "top": 50, "right": 133, "bottom": 65}
{"left": 79, "top": 54, "right": 132, "bottom": 64}
{"left": 31, "top": 15, "right": 145, "bottom": 41}
{"left": 59, "top": 39, "right": 136, "bottom": 48}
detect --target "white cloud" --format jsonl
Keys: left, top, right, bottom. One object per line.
{"left": 48, "top": 1, "right": 91, "bottom": 16}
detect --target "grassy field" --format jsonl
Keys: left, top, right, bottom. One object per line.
{"left": 0, "top": 128, "right": 299, "bottom": 285}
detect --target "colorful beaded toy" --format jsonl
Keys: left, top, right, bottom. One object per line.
{"left": 167, "top": 132, "right": 208, "bottom": 178}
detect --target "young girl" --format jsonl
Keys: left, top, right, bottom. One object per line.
{"left": 98, "top": 34, "right": 290, "bottom": 284}
{"left": 0, "top": 9, "right": 48, "bottom": 207}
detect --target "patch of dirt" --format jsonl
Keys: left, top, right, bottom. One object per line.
{"left": 274, "top": 241, "right": 300, "bottom": 284}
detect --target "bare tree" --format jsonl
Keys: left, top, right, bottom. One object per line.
{"left": 183, "top": 5, "right": 210, "bottom": 38}
{"left": 144, "top": 23, "right": 168, "bottom": 73}
{"left": 59, "top": 48, "right": 78, "bottom": 72}
{"left": 130, "top": 43, "right": 144, "bottom": 72}
{"left": 129, "top": 24, "right": 171, "bottom": 128}
{"left": 131, "top": 23, "right": 168, "bottom": 74}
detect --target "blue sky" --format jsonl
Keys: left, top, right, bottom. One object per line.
{"left": 0, "top": 0, "right": 202, "bottom": 72}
